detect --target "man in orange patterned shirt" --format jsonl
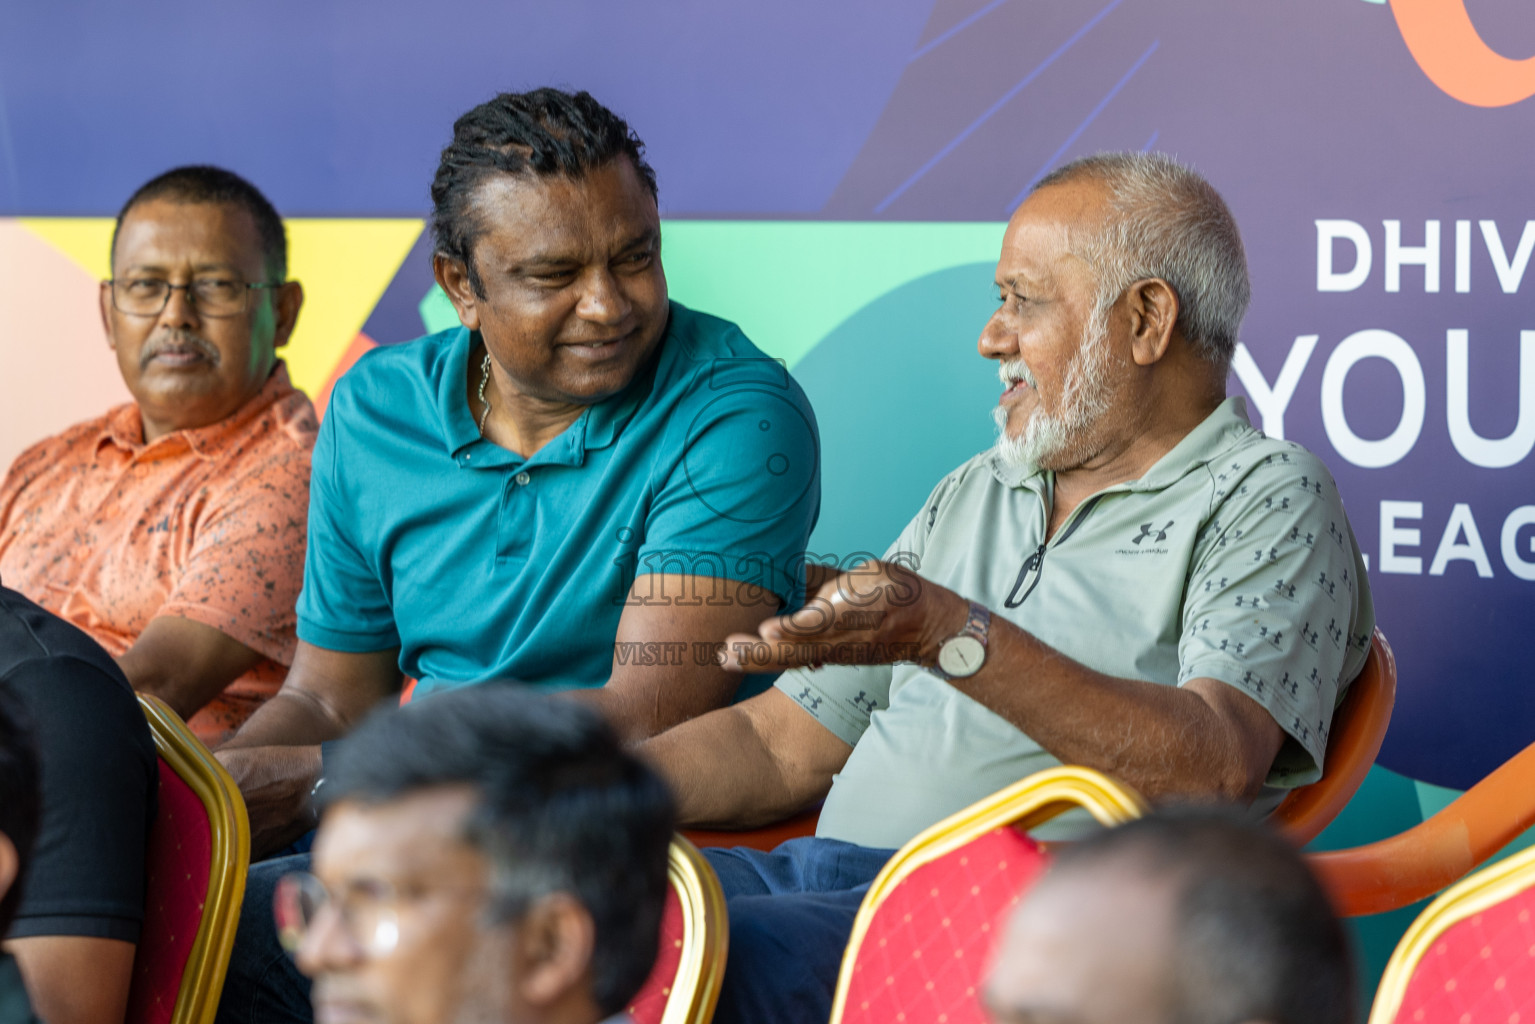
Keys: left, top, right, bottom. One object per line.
{"left": 0, "top": 165, "right": 314, "bottom": 746}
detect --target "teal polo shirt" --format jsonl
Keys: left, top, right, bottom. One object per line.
{"left": 296, "top": 302, "right": 820, "bottom": 698}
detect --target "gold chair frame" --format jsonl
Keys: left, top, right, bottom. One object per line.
{"left": 1367, "top": 841, "right": 1535, "bottom": 1023}
{"left": 827, "top": 765, "right": 1150, "bottom": 1023}
{"left": 134, "top": 694, "right": 251, "bottom": 1024}
{"left": 658, "top": 836, "right": 730, "bottom": 1024}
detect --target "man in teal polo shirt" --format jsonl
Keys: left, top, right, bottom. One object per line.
{"left": 212, "top": 88, "right": 818, "bottom": 1024}
{"left": 640, "top": 152, "right": 1374, "bottom": 1024}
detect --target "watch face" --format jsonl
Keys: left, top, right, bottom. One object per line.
{"left": 938, "top": 635, "right": 986, "bottom": 678}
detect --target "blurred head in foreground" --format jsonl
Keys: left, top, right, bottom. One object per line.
{"left": 0, "top": 682, "right": 40, "bottom": 935}
{"left": 984, "top": 807, "right": 1353, "bottom": 1024}
{"left": 283, "top": 686, "right": 675, "bottom": 1024}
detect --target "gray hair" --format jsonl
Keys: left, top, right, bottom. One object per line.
{"left": 1045, "top": 807, "right": 1354, "bottom": 1024}
{"left": 1032, "top": 152, "right": 1250, "bottom": 372}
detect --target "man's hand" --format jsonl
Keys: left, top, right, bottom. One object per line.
{"left": 719, "top": 559, "right": 967, "bottom": 674}
{"left": 216, "top": 745, "right": 323, "bottom": 858}
{"left": 216, "top": 643, "right": 401, "bottom": 853}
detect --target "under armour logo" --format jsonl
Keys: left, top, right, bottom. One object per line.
{"left": 796, "top": 687, "right": 823, "bottom": 712}
{"left": 850, "top": 690, "right": 877, "bottom": 713}
{"left": 1133, "top": 521, "right": 1173, "bottom": 545}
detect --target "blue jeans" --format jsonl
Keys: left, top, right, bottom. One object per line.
{"left": 215, "top": 851, "right": 313, "bottom": 1024}
{"left": 703, "top": 837, "right": 895, "bottom": 1024}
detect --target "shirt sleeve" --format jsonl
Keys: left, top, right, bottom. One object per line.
{"left": 295, "top": 391, "right": 400, "bottom": 652}
{"left": 157, "top": 446, "right": 311, "bottom": 665}
{"left": 772, "top": 468, "right": 963, "bottom": 746}
{"left": 1179, "top": 447, "right": 1375, "bottom": 786}
{"left": 636, "top": 359, "right": 821, "bottom": 610}
{"left": 6, "top": 657, "right": 156, "bottom": 942}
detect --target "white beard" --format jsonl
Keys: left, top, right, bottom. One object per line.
{"left": 992, "top": 310, "right": 1116, "bottom": 471}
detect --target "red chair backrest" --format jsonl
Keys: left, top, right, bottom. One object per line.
{"left": 628, "top": 885, "right": 687, "bottom": 1024}
{"left": 125, "top": 757, "right": 213, "bottom": 1024}
{"left": 625, "top": 837, "right": 727, "bottom": 1024}
{"left": 1388, "top": 885, "right": 1535, "bottom": 1021}
{"left": 837, "top": 826, "right": 1049, "bottom": 1024}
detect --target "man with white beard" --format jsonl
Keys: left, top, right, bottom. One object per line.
{"left": 637, "top": 152, "right": 1375, "bottom": 1024}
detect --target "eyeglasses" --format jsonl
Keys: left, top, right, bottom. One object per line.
{"left": 106, "top": 277, "right": 282, "bottom": 318}
{"left": 273, "top": 871, "right": 491, "bottom": 959}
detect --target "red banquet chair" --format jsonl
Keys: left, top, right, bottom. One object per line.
{"left": 626, "top": 836, "right": 729, "bottom": 1024}
{"left": 827, "top": 766, "right": 1149, "bottom": 1024}
{"left": 1367, "top": 841, "right": 1535, "bottom": 1023}
{"left": 125, "top": 695, "right": 251, "bottom": 1024}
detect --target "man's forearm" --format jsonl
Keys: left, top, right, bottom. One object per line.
{"left": 6, "top": 935, "right": 135, "bottom": 1024}
{"left": 217, "top": 689, "right": 351, "bottom": 750}
{"left": 561, "top": 686, "right": 654, "bottom": 743}
{"left": 640, "top": 706, "right": 828, "bottom": 829}
{"left": 952, "top": 617, "right": 1279, "bottom": 803}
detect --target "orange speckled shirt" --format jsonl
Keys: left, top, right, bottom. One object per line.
{"left": 0, "top": 362, "right": 316, "bottom": 746}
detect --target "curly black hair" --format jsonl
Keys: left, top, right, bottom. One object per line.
{"left": 431, "top": 87, "right": 658, "bottom": 298}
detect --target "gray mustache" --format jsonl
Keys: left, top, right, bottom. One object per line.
{"left": 140, "top": 331, "right": 220, "bottom": 369}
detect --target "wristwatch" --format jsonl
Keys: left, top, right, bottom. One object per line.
{"left": 932, "top": 601, "right": 991, "bottom": 680}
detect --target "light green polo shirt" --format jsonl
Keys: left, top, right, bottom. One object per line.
{"left": 779, "top": 397, "right": 1375, "bottom": 849}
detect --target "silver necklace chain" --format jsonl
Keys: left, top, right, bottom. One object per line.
{"left": 476, "top": 352, "right": 492, "bottom": 434}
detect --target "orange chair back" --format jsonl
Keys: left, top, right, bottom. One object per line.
{"left": 1311, "top": 737, "right": 1535, "bottom": 917}
{"left": 828, "top": 767, "right": 1149, "bottom": 1024}
{"left": 1271, "top": 628, "right": 1396, "bottom": 846}
{"left": 1368, "top": 842, "right": 1535, "bottom": 1022}
{"left": 627, "top": 837, "right": 729, "bottom": 1024}
{"left": 125, "top": 695, "right": 250, "bottom": 1024}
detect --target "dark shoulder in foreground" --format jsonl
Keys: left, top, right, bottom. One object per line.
{"left": 0, "top": 586, "right": 132, "bottom": 686}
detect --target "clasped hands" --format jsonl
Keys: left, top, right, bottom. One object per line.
{"left": 719, "top": 558, "right": 969, "bottom": 674}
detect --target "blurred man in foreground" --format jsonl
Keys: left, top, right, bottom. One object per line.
{"left": 0, "top": 584, "right": 157, "bottom": 1024}
{"left": 641, "top": 152, "right": 1374, "bottom": 1022}
{"left": 0, "top": 165, "right": 313, "bottom": 746}
{"left": 276, "top": 686, "right": 673, "bottom": 1024}
{"left": 985, "top": 808, "right": 1353, "bottom": 1024}
{"left": 0, "top": 683, "right": 41, "bottom": 1022}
